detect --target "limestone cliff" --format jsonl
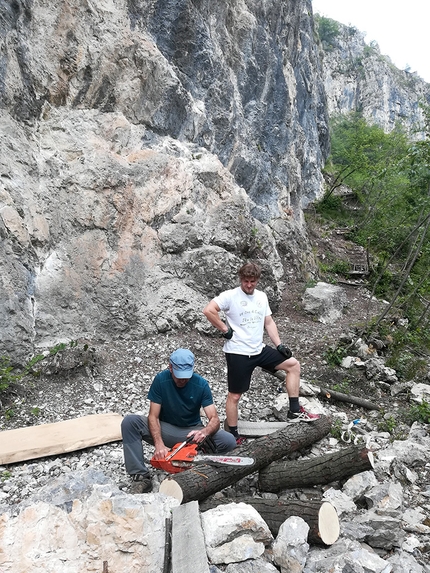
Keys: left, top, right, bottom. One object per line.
{"left": 315, "top": 16, "right": 430, "bottom": 136}
{"left": 0, "top": 0, "right": 329, "bottom": 360}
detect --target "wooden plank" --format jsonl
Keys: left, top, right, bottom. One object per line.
{"left": 171, "top": 501, "right": 209, "bottom": 573}
{"left": 0, "top": 413, "right": 123, "bottom": 464}
{"left": 238, "top": 420, "right": 289, "bottom": 437}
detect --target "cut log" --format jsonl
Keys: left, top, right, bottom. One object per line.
{"left": 159, "top": 415, "right": 331, "bottom": 504}
{"left": 171, "top": 502, "right": 210, "bottom": 573}
{"left": 259, "top": 445, "right": 374, "bottom": 492}
{"left": 200, "top": 498, "right": 339, "bottom": 546}
{"left": 318, "top": 387, "right": 380, "bottom": 411}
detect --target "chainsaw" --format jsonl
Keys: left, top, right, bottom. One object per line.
{"left": 150, "top": 436, "right": 254, "bottom": 474}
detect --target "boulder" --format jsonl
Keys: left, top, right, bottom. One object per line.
{"left": 302, "top": 282, "right": 347, "bottom": 324}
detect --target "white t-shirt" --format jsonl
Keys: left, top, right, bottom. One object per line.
{"left": 214, "top": 286, "right": 272, "bottom": 355}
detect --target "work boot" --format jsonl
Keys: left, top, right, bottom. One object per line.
{"left": 130, "top": 473, "right": 152, "bottom": 493}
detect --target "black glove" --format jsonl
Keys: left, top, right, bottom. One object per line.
{"left": 277, "top": 344, "right": 292, "bottom": 359}
{"left": 222, "top": 326, "right": 234, "bottom": 340}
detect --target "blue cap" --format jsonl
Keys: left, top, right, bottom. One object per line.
{"left": 169, "top": 349, "right": 195, "bottom": 379}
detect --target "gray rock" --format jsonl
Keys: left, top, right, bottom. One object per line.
{"left": 273, "top": 516, "right": 309, "bottom": 572}
{"left": 318, "top": 17, "right": 430, "bottom": 137}
{"left": 0, "top": 0, "right": 328, "bottom": 361}
{"left": 342, "top": 471, "right": 378, "bottom": 502}
{"left": 225, "top": 558, "right": 279, "bottom": 572}
{"left": 387, "top": 551, "right": 426, "bottom": 573}
{"left": 302, "top": 282, "right": 348, "bottom": 324}
{"left": 303, "top": 538, "right": 390, "bottom": 573}
{"left": 201, "top": 502, "right": 273, "bottom": 565}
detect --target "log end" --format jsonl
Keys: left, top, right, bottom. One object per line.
{"left": 159, "top": 478, "right": 184, "bottom": 503}
{"left": 318, "top": 501, "right": 340, "bottom": 545}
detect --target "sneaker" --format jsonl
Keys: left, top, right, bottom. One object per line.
{"left": 130, "top": 474, "right": 152, "bottom": 493}
{"left": 287, "top": 406, "right": 320, "bottom": 422}
{"left": 235, "top": 435, "right": 247, "bottom": 446}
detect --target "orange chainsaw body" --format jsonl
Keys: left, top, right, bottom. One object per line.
{"left": 150, "top": 442, "right": 199, "bottom": 473}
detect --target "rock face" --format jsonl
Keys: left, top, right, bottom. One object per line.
{"left": 315, "top": 16, "right": 430, "bottom": 136}
{"left": 0, "top": 0, "right": 329, "bottom": 361}
{"left": 0, "top": 481, "right": 179, "bottom": 573}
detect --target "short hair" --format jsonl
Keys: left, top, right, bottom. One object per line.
{"left": 238, "top": 262, "right": 261, "bottom": 280}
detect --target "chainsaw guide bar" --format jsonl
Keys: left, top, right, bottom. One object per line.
{"left": 150, "top": 440, "right": 254, "bottom": 473}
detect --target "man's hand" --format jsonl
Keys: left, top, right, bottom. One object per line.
{"left": 187, "top": 429, "right": 207, "bottom": 443}
{"left": 277, "top": 344, "right": 292, "bottom": 360}
{"left": 153, "top": 444, "right": 170, "bottom": 460}
{"left": 222, "top": 326, "right": 234, "bottom": 339}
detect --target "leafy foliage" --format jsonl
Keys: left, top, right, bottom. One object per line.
{"left": 316, "top": 108, "right": 430, "bottom": 361}
{"left": 315, "top": 15, "right": 340, "bottom": 50}
{"left": 0, "top": 358, "right": 21, "bottom": 392}
{"left": 407, "top": 400, "right": 430, "bottom": 424}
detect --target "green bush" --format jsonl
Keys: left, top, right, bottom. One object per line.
{"left": 324, "top": 345, "right": 348, "bottom": 367}
{"left": 407, "top": 400, "right": 430, "bottom": 424}
{"left": 315, "top": 16, "right": 340, "bottom": 49}
{"left": 0, "top": 358, "right": 20, "bottom": 393}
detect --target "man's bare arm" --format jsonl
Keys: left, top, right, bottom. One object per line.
{"left": 188, "top": 404, "right": 221, "bottom": 443}
{"left": 203, "top": 300, "right": 229, "bottom": 333}
{"left": 264, "top": 315, "right": 281, "bottom": 347}
{"left": 148, "top": 402, "right": 169, "bottom": 460}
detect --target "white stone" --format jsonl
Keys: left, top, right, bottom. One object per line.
{"left": 0, "top": 487, "right": 178, "bottom": 573}
{"left": 342, "top": 471, "right": 378, "bottom": 501}
{"left": 273, "top": 516, "right": 309, "bottom": 573}
{"left": 201, "top": 502, "right": 272, "bottom": 550}
{"left": 410, "top": 383, "right": 430, "bottom": 404}
{"left": 323, "top": 487, "right": 357, "bottom": 515}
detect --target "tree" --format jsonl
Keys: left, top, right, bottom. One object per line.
{"left": 317, "top": 109, "right": 430, "bottom": 364}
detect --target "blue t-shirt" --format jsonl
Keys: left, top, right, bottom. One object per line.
{"left": 147, "top": 369, "right": 214, "bottom": 427}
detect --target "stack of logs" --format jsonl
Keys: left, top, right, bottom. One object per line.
{"left": 160, "top": 415, "right": 374, "bottom": 546}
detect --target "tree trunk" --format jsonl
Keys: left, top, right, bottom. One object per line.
{"left": 262, "top": 368, "right": 380, "bottom": 411}
{"left": 258, "top": 445, "right": 373, "bottom": 492}
{"left": 159, "top": 416, "right": 331, "bottom": 504}
{"left": 200, "top": 498, "right": 339, "bottom": 546}
{"left": 318, "top": 387, "right": 380, "bottom": 411}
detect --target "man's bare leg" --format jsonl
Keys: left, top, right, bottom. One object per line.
{"left": 276, "top": 357, "right": 300, "bottom": 399}
{"left": 225, "top": 392, "right": 242, "bottom": 428}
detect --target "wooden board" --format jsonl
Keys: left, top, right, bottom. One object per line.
{"left": 223, "top": 418, "right": 289, "bottom": 437}
{"left": 0, "top": 413, "right": 123, "bottom": 465}
{"left": 237, "top": 420, "right": 289, "bottom": 437}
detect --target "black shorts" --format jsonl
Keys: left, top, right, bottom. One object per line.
{"left": 225, "top": 345, "right": 286, "bottom": 394}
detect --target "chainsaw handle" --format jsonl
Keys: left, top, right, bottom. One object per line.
{"left": 165, "top": 435, "right": 194, "bottom": 461}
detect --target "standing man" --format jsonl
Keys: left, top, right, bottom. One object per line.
{"left": 203, "top": 262, "right": 318, "bottom": 444}
{"left": 121, "top": 348, "right": 237, "bottom": 492}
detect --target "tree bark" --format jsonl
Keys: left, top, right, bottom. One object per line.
{"left": 258, "top": 445, "right": 373, "bottom": 492}
{"left": 159, "top": 416, "right": 331, "bottom": 504}
{"left": 200, "top": 498, "right": 339, "bottom": 546}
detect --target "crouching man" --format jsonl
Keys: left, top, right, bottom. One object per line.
{"left": 121, "top": 348, "right": 236, "bottom": 492}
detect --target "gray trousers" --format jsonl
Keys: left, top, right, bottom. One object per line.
{"left": 121, "top": 414, "right": 237, "bottom": 476}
